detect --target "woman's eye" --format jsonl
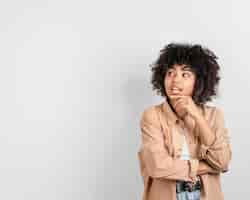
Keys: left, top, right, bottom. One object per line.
{"left": 167, "top": 71, "right": 174, "bottom": 75}
{"left": 183, "top": 73, "right": 190, "bottom": 77}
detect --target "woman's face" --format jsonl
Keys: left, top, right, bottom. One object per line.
{"left": 164, "top": 64, "right": 196, "bottom": 100}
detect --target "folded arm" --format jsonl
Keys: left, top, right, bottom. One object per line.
{"left": 197, "top": 160, "right": 221, "bottom": 175}
{"left": 138, "top": 106, "right": 199, "bottom": 182}
{"left": 196, "top": 107, "right": 232, "bottom": 173}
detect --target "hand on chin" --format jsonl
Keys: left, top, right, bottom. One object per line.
{"left": 168, "top": 93, "right": 188, "bottom": 119}
{"left": 174, "top": 105, "right": 188, "bottom": 119}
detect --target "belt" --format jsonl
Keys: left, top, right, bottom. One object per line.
{"left": 176, "top": 178, "right": 201, "bottom": 193}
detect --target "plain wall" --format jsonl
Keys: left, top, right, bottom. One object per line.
{"left": 0, "top": 0, "right": 248, "bottom": 199}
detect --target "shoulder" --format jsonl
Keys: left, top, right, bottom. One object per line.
{"left": 203, "top": 104, "right": 225, "bottom": 124}
{"left": 203, "top": 104, "right": 224, "bottom": 115}
{"left": 140, "top": 103, "right": 162, "bottom": 127}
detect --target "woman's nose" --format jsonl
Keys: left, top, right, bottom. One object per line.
{"left": 172, "top": 72, "right": 182, "bottom": 82}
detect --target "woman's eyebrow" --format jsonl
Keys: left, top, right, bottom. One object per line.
{"left": 181, "top": 65, "right": 192, "bottom": 71}
{"left": 168, "top": 65, "right": 193, "bottom": 71}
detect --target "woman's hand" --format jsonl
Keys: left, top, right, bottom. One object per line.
{"left": 168, "top": 95, "right": 202, "bottom": 120}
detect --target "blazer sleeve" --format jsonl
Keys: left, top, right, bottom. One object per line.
{"left": 138, "top": 106, "right": 199, "bottom": 182}
{"left": 197, "top": 160, "right": 221, "bottom": 175}
{"left": 198, "top": 107, "right": 232, "bottom": 172}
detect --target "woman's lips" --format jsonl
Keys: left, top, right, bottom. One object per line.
{"left": 171, "top": 90, "right": 181, "bottom": 94}
{"left": 170, "top": 87, "right": 182, "bottom": 94}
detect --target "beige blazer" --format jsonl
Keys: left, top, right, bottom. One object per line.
{"left": 138, "top": 100, "right": 232, "bottom": 200}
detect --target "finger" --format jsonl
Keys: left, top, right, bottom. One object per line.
{"left": 173, "top": 98, "right": 186, "bottom": 108}
{"left": 169, "top": 96, "right": 185, "bottom": 104}
{"left": 175, "top": 101, "right": 189, "bottom": 114}
{"left": 175, "top": 102, "right": 188, "bottom": 114}
{"left": 169, "top": 95, "right": 186, "bottom": 99}
{"left": 173, "top": 98, "right": 182, "bottom": 107}
{"left": 169, "top": 95, "right": 187, "bottom": 101}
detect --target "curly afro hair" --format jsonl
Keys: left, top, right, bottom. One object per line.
{"left": 150, "top": 42, "right": 221, "bottom": 107}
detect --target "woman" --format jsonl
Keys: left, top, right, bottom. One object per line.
{"left": 138, "top": 43, "right": 232, "bottom": 200}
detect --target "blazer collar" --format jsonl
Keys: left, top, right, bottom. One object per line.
{"left": 162, "top": 99, "right": 179, "bottom": 125}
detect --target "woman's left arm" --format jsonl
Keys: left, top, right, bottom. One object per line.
{"left": 195, "top": 107, "right": 232, "bottom": 172}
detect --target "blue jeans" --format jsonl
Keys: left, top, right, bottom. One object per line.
{"left": 176, "top": 189, "right": 201, "bottom": 200}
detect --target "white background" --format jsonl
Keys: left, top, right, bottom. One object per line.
{"left": 0, "top": 0, "right": 247, "bottom": 199}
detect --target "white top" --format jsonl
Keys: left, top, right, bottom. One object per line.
{"left": 180, "top": 129, "right": 190, "bottom": 160}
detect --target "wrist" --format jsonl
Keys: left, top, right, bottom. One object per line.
{"left": 188, "top": 159, "right": 199, "bottom": 182}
